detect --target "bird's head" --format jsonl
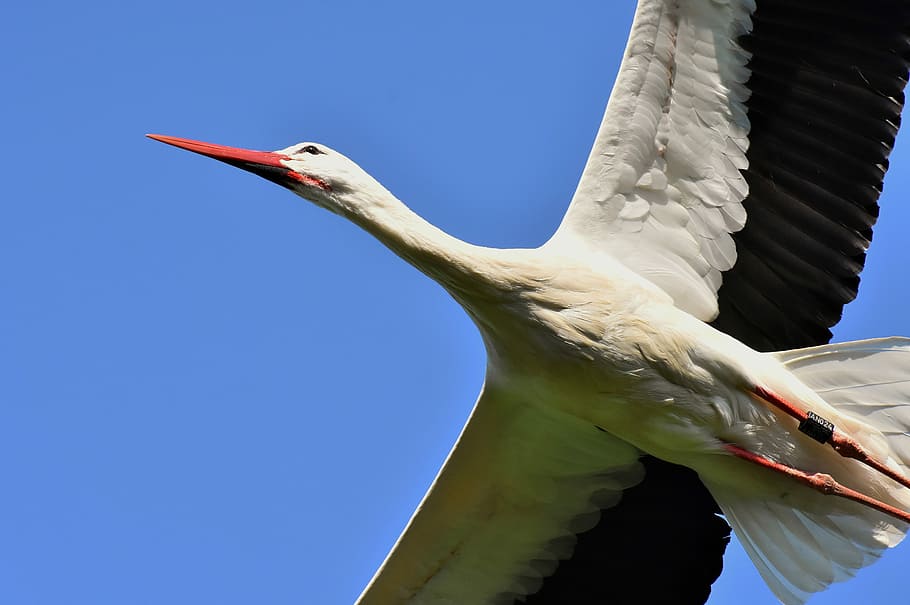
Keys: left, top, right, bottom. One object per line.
{"left": 147, "top": 134, "right": 374, "bottom": 215}
{"left": 147, "top": 133, "right": 475, "bottom": 288}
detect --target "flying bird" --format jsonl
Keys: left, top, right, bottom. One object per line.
{"left": 150, "top": 0, "right": 910, "bottom": 603}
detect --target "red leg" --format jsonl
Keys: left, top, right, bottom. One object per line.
{"left": 752, "top": 386, "right": 910, "bottom": 490}
{"left": 724, "top": 443, "right": 910, "bottom": 525}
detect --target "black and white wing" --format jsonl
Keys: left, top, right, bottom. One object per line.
{"left": 546, "top": 0, "right": 910, "bottom": 350}
{"left": 355, "top": 383, "right": 643, "bottom": 604}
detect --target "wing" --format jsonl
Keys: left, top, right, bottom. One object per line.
{"left": 545, "top": 0, "right": 755, "bottom": 320}
{"left": 523, "top": 455, "right": 730, "bottom": 605}
{"left": 355, "top": 381, "right": 643, "bottom": 604}
{"left": 546, "top": 0, "right": 910, "bottom": 340}
{"left": 710, "top": 0, "right": 910, "bottom": 350}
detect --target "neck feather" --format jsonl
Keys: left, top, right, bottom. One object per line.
{"left": 333, "top": 179, "right": 495, "bottom": 298}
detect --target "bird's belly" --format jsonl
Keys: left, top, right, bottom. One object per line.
{"left": 489, "top": 313, "right": 784, "bottom": 467}
{"left": 501, "top": 354, "right": 732, "bottom": 459}
{"left": 562, "top": 375, "right": 737, "bottom": 462}
{"left": 482, "top": 292, "right": 813, "bottom": 470}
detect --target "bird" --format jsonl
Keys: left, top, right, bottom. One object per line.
{"left": 148, "top": 1, "right": 910, "bottom": 604}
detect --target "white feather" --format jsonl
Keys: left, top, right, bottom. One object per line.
{"left": 356, "top": 382, "right": 643, "bottom": 605}
{"left": 775, "top": 337, "right": 910, "bottom": 474}
{"left": 546, "top": 0, "right": 754, "bottom": 321}
{"left": 701, "top": 338, "right": 910, "bottom": 605}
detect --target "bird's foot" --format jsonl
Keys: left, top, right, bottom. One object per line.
{"left": 751, "top": 386, "right": 910, "bottom": 490}
{"left": 723, "top": 443, "right": 910, "bottom": 524}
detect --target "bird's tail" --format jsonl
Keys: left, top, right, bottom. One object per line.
{"left": 705, "top": 337, "right": 910, "bottom": 605}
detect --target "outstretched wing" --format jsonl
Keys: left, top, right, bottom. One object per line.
{"left": 355, "top": 382, "right": 643, "bottom": 604}
{"left": 546, "top": 0, "right": 755, "bottom": 320}
{"left": 546, "top": 0, "right": 909, "bottom": 345}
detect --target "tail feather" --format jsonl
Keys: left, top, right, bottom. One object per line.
{"left": 718, "top": 496, "right": 879, "bottom": 605}
{"left": 707, "top": 337, "right": 910, "bottom": 604}
{"left": 775, "top": 336, "right": 910, "bottom": 469}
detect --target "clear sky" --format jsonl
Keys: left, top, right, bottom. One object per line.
{"left": 4, "top": 2, "right": 910, "bottom": 604}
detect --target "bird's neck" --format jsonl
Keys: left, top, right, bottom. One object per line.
{"left": 334, "top": 181, "right": 497, "bottom": 299}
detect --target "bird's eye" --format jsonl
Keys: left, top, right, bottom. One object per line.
{"left": 297, "top": 145, "right": 324, "bottom": 155}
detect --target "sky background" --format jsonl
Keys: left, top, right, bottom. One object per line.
{"left": 4, "top": 1, "right": 910, "bottom": 604}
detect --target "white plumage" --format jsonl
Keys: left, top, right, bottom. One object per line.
{"left": 549, "top": 0, "right": 754, "bottom": 319}
{"left": 150, "top": 0, "right": 910, "bottom": 603}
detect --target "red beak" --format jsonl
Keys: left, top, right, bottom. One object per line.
{"left": 147, "top": 134, "right": 305, "bottom": 189}
{"left": 147, "top": 134, "right": 290, "bottom": 166}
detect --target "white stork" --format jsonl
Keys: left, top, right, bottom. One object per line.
{"left": 150, "top": 0, "right": 910, "bottom": 603}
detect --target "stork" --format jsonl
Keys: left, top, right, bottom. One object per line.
{"left": 150, "top": 1, "right": 910, "bottom": 603}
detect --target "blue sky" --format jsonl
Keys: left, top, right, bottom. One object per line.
{"left": 4, "top": 1, "right": 910, "bottom": 604}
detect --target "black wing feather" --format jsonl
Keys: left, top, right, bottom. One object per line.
{"left": 711, "top": 0, "right": 910, "bottom": 350}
